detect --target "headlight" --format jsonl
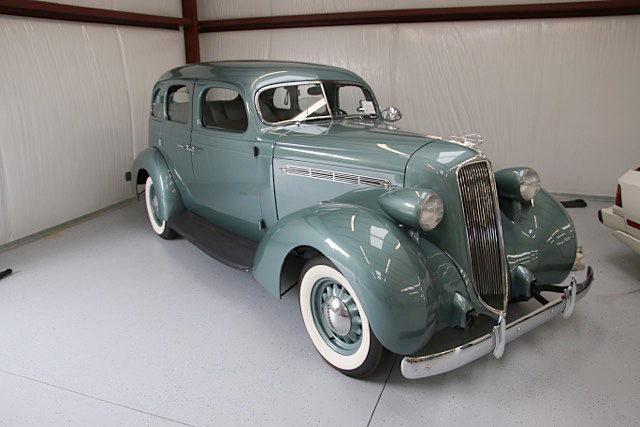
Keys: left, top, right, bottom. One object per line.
{"left": 418, "top": 192, "right": 445, "bottom": 231}
{"left": 519, "top": 169, "right": 541, "bottom": 201}
{"left": 378, "top": 188, "right": 445, "bottom": 231}
{"left": 495, "top": 167, "right": 542, "bottom": 202}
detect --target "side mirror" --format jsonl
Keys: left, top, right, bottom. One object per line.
{"left": 381, "top": 106, "right": 402, "bottom": 122}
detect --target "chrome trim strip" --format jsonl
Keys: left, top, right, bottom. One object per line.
{"left": 400, "top": 268, "right": 593, "bottom": 379}
{"left": 281, "top": 165, "right": 393, "bottom": 189}
{"left": 456, "top": 157, "right": 510, "bottom": 315}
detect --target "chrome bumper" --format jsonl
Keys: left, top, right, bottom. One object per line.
{"left": 401, "top": 267, "right": 594, "bottom": 379}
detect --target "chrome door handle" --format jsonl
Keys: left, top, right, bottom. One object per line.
{"left": 178, "top": 144, "right": 196, "bottom": 153}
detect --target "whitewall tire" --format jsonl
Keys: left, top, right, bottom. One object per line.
{"left": 299, "top": 257, "right": 384, "bottom": 377}
{"left": 144, "top": 176, "right": 176, "bottom": 240}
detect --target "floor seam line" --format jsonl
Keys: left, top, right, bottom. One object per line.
{"left": 0, "top": 369, "right": 196, "bottom": 426}
{"left": 366, "top": 355, "right": 396, "bottom": 427}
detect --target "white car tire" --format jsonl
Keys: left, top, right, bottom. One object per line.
{"left": 299, "top": 257, "right": 384, "bottom": 377}
{"left": 144, "top": 176, "right": 176, "bottom": 239}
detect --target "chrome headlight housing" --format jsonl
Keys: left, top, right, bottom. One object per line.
{"left": 495, "top": 167, "right": 542, "bottom": 202}
{"left": 519, "top": 169, "right": 541, "bottom": 201}
{"left": 418, "top": 191, "right": 445, "bottom": 231}
{"left": 378, "top": 188, "right": 445, "bottom": 232}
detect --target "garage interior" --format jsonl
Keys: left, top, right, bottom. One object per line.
{"left": 1, "top": 1, "right": 639, "bottom": 425}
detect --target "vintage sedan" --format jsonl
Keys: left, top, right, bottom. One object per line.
{"left": 599, "top": 168, "right": 640, "bottom": 255}
{"left": 128, "top": 61, "right": 593, "bottom": 379}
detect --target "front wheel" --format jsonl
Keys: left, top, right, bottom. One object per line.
{"left": 299, "top": 257, "right": 384, "bottom": 377}
{"left": 144, "top": 176, "right": 177, "bottom": 240}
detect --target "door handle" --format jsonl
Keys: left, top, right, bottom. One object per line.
{"left": 178, "top": 144, "right": 196, "bottom": 153}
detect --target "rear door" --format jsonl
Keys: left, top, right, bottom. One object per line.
{"left": 159, "top": 80, "right": 196, "bottom": 209}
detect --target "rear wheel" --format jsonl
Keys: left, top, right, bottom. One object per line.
{"left": 144, "top": 176, "right": 177, "bottom": 239}
{"left": 299, "top": 257, "right": 384, "bottom": 377}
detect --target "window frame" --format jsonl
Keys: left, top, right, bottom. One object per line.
{"left": 254, "top": 80, "right": 379, "bottom": 126}
{"left": 166, "top": 84, "right": 191, "bottom": 125}
{"left": 200, "top": 86, "right": 249, "bottom": 134}
{"left": 150, "top": 87, "right": 164, "bottom": 119}
{"left": 255, "top": 80, "right": 333, "bottom": 126}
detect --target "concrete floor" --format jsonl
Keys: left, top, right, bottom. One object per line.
{"left": 0, "top": 199, "right": 638, "bottom": 426}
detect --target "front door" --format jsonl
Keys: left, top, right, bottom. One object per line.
{"left": 159, "top": 81, "right": 196, "bottom": 209}
{"left": 189, "top": 81, "right": 262, "bottom": 241}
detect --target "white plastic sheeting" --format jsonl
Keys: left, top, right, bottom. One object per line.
{"left": 0, "top": 16, "right": 184, "bottom": 245}
{"left": 200, "top": 15, "right": 640, "bottom": 197}
{"left": 197, "top": 0, "right": 601, "bottom": 20}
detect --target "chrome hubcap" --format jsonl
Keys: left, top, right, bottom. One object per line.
{"left": 311, "top": 280, "right": 363, "bottom": 355}
{"left": 323, "top": 295, "right": 351, "bottom": 336}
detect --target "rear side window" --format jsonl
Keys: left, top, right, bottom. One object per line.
{"left": 167, "top": 85, "right": 190, "bottom": 124}
{"left": 151, "top": 88, "right": 163, "bottom": 118}
{"left": 202, "top": 88, "right": 248, "bottom": 132}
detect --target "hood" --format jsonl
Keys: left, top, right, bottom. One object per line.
{"left": 272, "top": 120, "right": 437, "bottom": 175}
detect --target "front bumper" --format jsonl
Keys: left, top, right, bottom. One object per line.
{"left": 401, "top": 266, "right": 594, "bottom": 379}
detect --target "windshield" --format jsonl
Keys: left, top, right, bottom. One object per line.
{"left": 256, "top": 81, "right": 377, "bottom": 125}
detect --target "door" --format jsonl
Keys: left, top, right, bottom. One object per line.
{"left": 189, "top": 81, "right": 262, "bottom": 240}
{"left": 158, "top": 81, "right": 196, "bottom": 209}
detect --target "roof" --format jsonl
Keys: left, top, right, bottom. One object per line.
{"left": 156, "top": 60, "right": 369, "bottom": 93}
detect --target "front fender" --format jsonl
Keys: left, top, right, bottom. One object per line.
{"left": 252, "top": 202, "right": 443, "bottom": 355}
{"left": 501, "top": 188, "right": 577, "bottom": 286}
{"left": 131, "top": 147, "right": 184, "bottom": 221}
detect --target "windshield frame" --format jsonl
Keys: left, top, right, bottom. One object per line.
{"left": 255, "top": 80, "right": 378, "bottom": 126}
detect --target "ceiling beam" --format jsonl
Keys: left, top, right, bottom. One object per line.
{"left": 199, "top": 1, "right": 640, "bottom": 33}
{"left": 0, "top": 0, "right": 188, "bottom": 30}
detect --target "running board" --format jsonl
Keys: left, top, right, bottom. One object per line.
{"left": 167, "top": 212, "right": 258, "bottom": 272}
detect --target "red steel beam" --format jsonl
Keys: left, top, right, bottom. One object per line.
{"left": 182, "top": 0, "right": 200, "bottom": 63}
{"left": 199, "top": 0, "right": 640, "bottom": 33}
{"left": 0, "top": 0, "right": 188, "bottom": 30}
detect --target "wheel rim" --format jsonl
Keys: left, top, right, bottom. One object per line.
{"left": 310, "top": 278, "right": 363, "bottom": 355}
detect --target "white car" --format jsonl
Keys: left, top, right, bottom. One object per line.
{"left": 599, "top": 168, "right": 640, "bottom": 255}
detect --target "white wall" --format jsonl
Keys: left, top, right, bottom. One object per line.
{"left": 2, "top": 1, "right": 638, "bottom": 245}
{"left": 0, "top": 6, "right": 185, "bottom": 245}
{"left": 198, "top": 1, "right": 640, "bottom": 197}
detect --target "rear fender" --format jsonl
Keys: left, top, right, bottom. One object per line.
{"left": 131, "top": 147, "right": 184, "bottom": 221}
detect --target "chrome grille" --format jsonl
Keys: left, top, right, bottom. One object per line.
{"left": 457, "top": 160, "right": 508, "bottom": 312}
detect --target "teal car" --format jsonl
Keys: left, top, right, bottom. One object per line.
{"left": 128, "top": 61, "right": 593, "bottom": 379}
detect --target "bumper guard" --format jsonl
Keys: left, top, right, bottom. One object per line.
{"left": 401, "top": 266, "right": 594, "bottom": 379}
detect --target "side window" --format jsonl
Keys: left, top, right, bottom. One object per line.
{"left": 338, "top": 86, "right": 363, "bottom": 113}
{"left": 167, "top": 85, "right": 190, "bottom": 124}
{"left": 151, "top": 88, "right": 163, "bottom": 118}
{"left": 202, "top": 87, "right": 248, "bottom": 132}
